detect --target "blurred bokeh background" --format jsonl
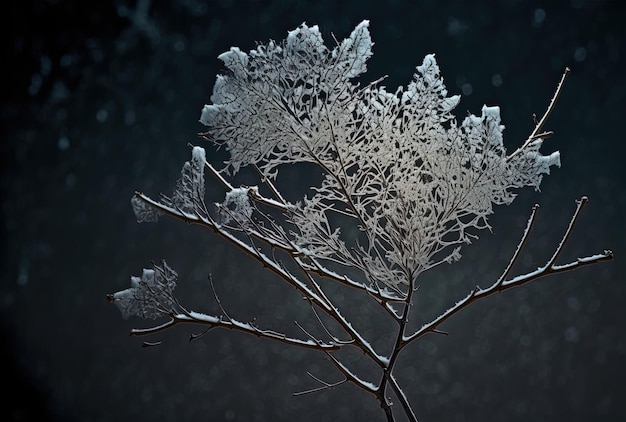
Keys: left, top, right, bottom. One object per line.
{"left": 1, "top": 0, "right": 624, "bottom": 421}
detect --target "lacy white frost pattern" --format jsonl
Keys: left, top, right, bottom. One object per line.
{"left": 131, "top": 146, "right": 207, "bottom": 223}
{"left": 110, "top": 20, "right": 613, "bottom": 422}
{"left": 199, "top": 20, "right": 560, "bottom": 288}
{"left": 109, "top": 261, "right": 178, "bottom": 320}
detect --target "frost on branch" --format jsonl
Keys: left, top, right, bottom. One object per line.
{"left": 216, "top": 186, "right": 256, "bottom": 225}
{"left": 200, "top": 20, "right": 374, "bottom": 177}
{"left": 113, "top": 20, "right": 612, "bottom": 422}
{"left": 131, "top": 146, "right": 207, "bottom": 223}
{"left": 199, "top": 20, "right": 561, "bottom": 288}
{"left": 172, "top": 146, "right": 206, "bottom": 213}
{"left": 108, "top": 261, "right": 179, "bottom": 320}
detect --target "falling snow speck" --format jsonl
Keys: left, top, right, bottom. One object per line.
{"left": 66, "top": 173, "right": 76, "bottom": 188}
{"left": 566, "top": 296, "right": 581, "bottom": 312}
{"left": 58, "top": 136, "right": 70, "bottom": 151}
{"left": 492, "top": 73, "right": 503, "bottom": 87}
{"left": 96, "top": 109, "right": 109, "bottom": 122}
{"left": 533, "top": 8, "right": 546, "bottom": 28}
{"left": 564, "top": 326, "right": 579, "bottom": 343}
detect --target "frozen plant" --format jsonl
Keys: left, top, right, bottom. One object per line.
{"left": 109, "top": 20, "right": 612, "bottom": 421}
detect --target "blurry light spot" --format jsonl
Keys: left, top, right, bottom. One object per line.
{"left": 16, "top": 273, "right": 28, "bottom": 286}
{"left": 520, "top": 335, "right": 531, "bottom": 347}
{"left": 224, "top": 409, "right": 235, "bottom": 420}
{"left": 17, "top": 258, "right": 29, "bottom": 286}
{"left": 564, "top": 326, "right": 579, "bottom": 343}
{"left": 40, "top": 55, "right": 52, "bottom": 76}
{"left": 174, "top": 39, "right": 186, "bottom": 52}
{"left": 66, "top": 173, "right": 76, "bottom": 188}
{"left": 50, "top": 81, "right": 70, "bottom": 102}
{"left": 566, "top": 296, "right": 581, "bottom": 311}
{"left": 462, "top": 83, "right": 473, "bottom": 96}
{"left": 28, "top": 74, "right": 42, "bottom": 96}
{"left": 492, "top": 73, "right": 503, "bottom": 87}
{"left": 58, "top": 136, "right": 70, "bottom": 151}
{"left": 447, "top": 16, "right": 468, "bottom": 36}
{"left": 532, "top": 8, "right": 546, "bottom": 28}
{"left": 574, "top": 46, "right": 587, "bottom": 62}
{"left": 125, "top": 110, "right": 136, "bottom": 125}
{"left": 96, "top": 109, "right": 109, "bottom": 122}
{"left": 60, "top": 54, "right": 77, "bottom": 68}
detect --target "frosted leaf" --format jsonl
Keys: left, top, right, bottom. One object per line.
{"left": 197, "top": 20, "right": 560, "bottom": 289}
{"left": 199, "top": 21, "right": 375, "bottom": 177}
{"left": 331, "top": 20, "right": 372, "bottom": 79}
{"left": 217, "top": 47, "right": 249, "bottom": 79}
{"left": 171, "top": 146, "right": 206, "bottom": 213}
{"left": 217, "top": 186, "right": 255, "bottom": 225}
{"left": 109, "top": 261, "right": 178, "bottom": 320}
{"left": 286, "top": 23, "right": 327, "bottom": 57}
{"left": 131, "top": 146, "right": 207, "bottom": 223}
{"left": 131, "top": 195, "right": 162, "bottom": 223}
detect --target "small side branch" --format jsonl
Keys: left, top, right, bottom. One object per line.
{"left": 545, "top": 196, "right": 587, "bottom": 268}
{"left": 204, "top": 159, "right": 233, "bottom": 191}
{"left": 133, "top": 192, "right": 334, "bottom": 315}
{"left": 405, "top": 197, "right": 612, "bottom": 345}
{"left": 293, "top": 320, "right": 379, "bottom": 397}
{"left": 130, "top": 311, "right": 341, "bottom": 352}
{"left": 495, "top": 203, "right": 540, "bottom": 288}
{"left": 134, "top": 191, "right": 204, "bottom": 225}
{"left": 293, "top": 372, "right": 348, "bottom": 396}
{"left": 387, "top": 372, "right": 419, "bottom": 422}
{"left": 507, "top": 67, "right": 570, "bottom": 162}
{"left": 253, "top": 164, "right": 288, "bottom": 206}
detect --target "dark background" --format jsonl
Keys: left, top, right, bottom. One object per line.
{"left": 1, "top": 0, "right": 624, "bottom": 421}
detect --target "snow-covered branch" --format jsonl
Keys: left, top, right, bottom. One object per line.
{"left": 110, "top": 20, "right": 613, "bottom": 422}
{"left": 129, "top": 310, "right": 340, "bottom": 351}
{"left": 406, "top": 197, "right": 613, "bottom": 345}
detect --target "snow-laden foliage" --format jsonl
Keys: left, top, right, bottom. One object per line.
{"left": 130, "top": 146, "right": 206, "bottom": 223}
{"left": 216, "top": 186, "right": 256, "bottom": 225}
{"left": 109, "top": 261, "right": 178, "bottom": 320}
{"left": 110, "top": 20, "right": 611, "bottom": 422}
{"left": 199, "top": 20, "right": 560, "bottom": 288}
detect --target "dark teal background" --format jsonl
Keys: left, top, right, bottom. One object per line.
{"left": 1, "top": 0, "right": 624, "bottom": 421}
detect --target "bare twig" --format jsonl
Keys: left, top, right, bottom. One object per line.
{"left": 405, "top": 198, "right": 613, "bottom": 345}
{"left": 208, "top": 274, "right": 232, "bottom": 321}
{"left": 292, "top": 372, "right": 348, "bottom": 396}
{"left": 495, "top": 203, "right": 540, "bottom": 288}
{"left": 507, "top": 67, "right": 570, "bottom": 162}
{"left": 130, "top": 312, "right": 341, "bottom": 351}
